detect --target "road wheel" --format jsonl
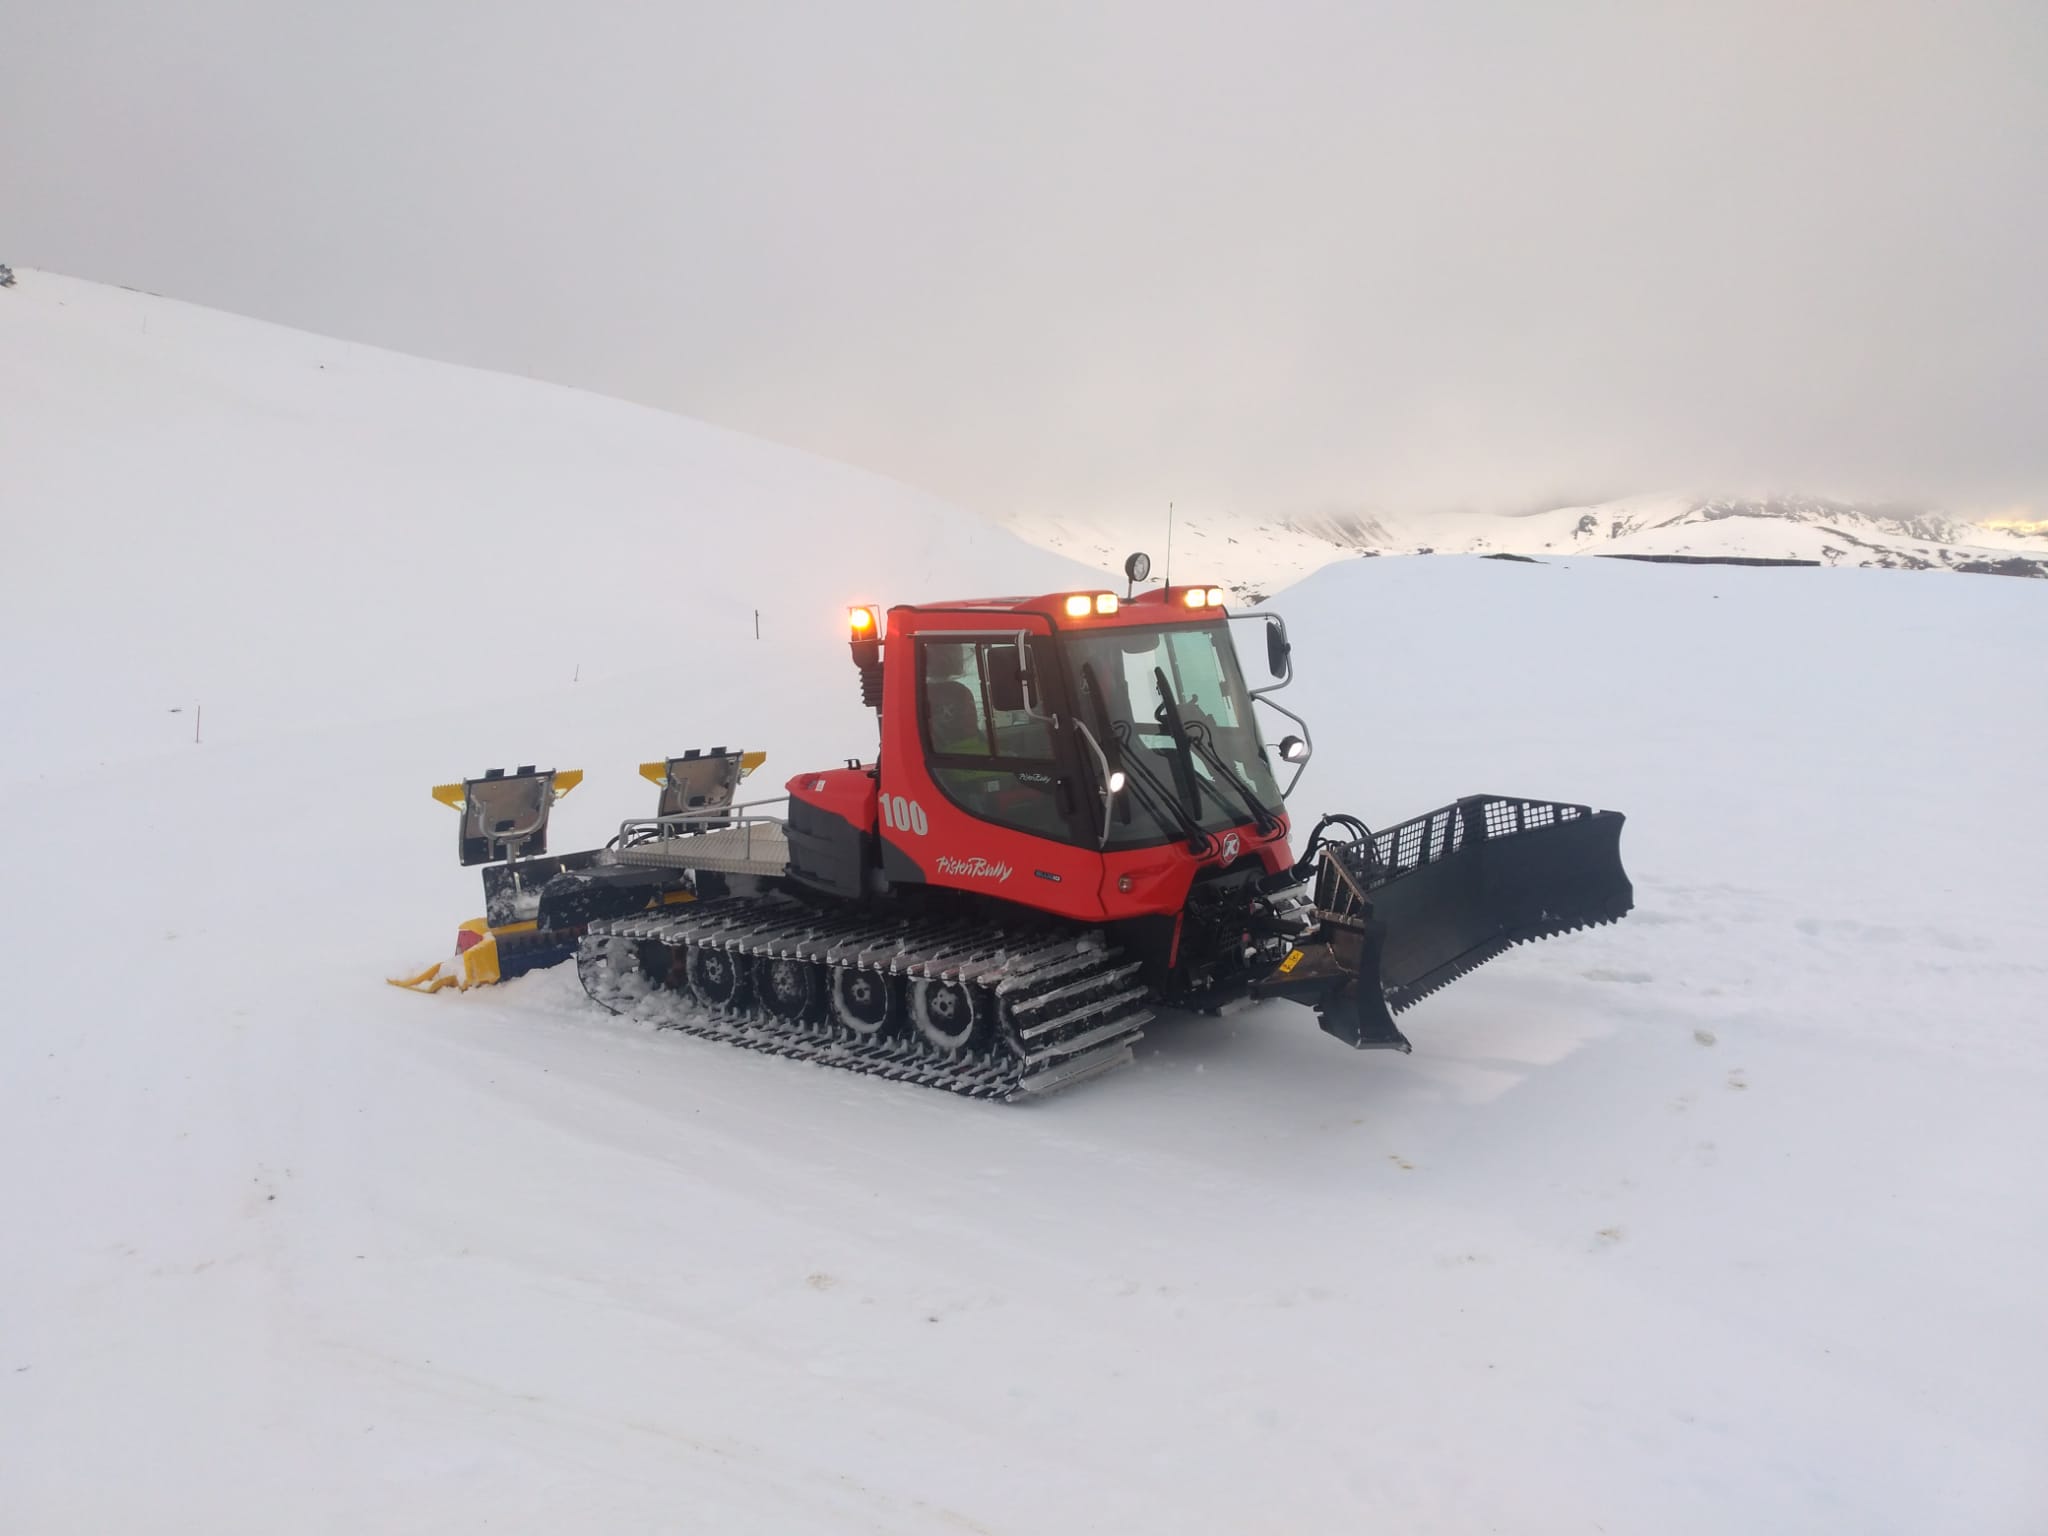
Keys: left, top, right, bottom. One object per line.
{"left": 830, "top": 967, "right": 898, "bottom": 1038}
{"left": 910, "top": 975, "right": 987, "bottom": 1054}
{"left": 687, "top": 945, "right": 749, "bottom": 1011}
{"left": 755, "top": 953, "right": 823, "bottom": 1024}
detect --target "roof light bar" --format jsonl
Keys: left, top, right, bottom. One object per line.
{"left": 1063, "top": 594, "right": 1094, "bottom": 618}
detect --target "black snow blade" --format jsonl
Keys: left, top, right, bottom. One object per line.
{"left": 1368, "top": 794, "right": 1633, "bottom": 1010}
{"left": 1273, "top": 795, "right": 1633, "bottom": 1051}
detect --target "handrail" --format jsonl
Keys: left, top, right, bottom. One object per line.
{"left": 1251, "top": 693, "right": 1314, "bottom": 801}
{"left": 1229, "top": 608, "right": 1310, "bottom": 800}
{"left": 1016, "top": 628, "right": 1059, "bottom": 726}
{"left": 613, "top": 795, "right": 791, "bottom": 850}
{"left": 1072, "top": 722, "right": 1117, "bottom": 848}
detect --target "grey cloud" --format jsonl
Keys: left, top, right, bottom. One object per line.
{"left": 4, "top": 0, "right": 2043, "bottom": 521}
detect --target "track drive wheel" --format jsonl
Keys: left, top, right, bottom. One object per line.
{"left": 830, "top": 967, "right": 898, "bottom": 1038}
{"left": 578, "top": 933, "right": 646, "bottom": 1015}
{"left": 909, "top": 975, "right": 989, "bottom": 1055}
{"left": 644, "top": 939, "right": 689, "bottom": 996}
{"left": 754, "top": 953, "right": 824, "bottom": 1024}
{"left": 686, "top": 944, "right": 750, "bottom": 1011}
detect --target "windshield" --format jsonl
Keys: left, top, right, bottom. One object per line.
{"left": 1062, "top": 621, "right": 1284, "bottom": 848}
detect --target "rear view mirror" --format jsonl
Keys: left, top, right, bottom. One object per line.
{"left": 986, "top": 644, "right": 1026, "bottom": 712}
{"left": 1264, "top": 616, "right": 1292, "bottom": 681}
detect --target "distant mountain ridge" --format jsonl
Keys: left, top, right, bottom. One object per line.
{"left": 1005, "top": 494, "right": 2048, "bottom": 600}
{"left": 1531, "top": 495, "right": 1975, "bottom": 552}
{"left": 1448, "top": 494, "right": 2048, "bottom": 577}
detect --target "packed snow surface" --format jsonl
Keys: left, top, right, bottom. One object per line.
{"left": 5, "top": 274, "right": 2048, "bottom": 1533}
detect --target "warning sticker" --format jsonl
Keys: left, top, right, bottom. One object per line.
{"left": 1278, "top": 949, "right": 1304, "bottom": 975}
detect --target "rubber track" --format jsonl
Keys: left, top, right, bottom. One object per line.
{"left": 578, "top": 897, "right": 1151, "bottom": 1100}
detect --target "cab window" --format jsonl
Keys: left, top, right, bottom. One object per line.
{"left": 922, "top": 642, "right": 992, "bottom": 756}
{"left": 917, "top": 638, "right": 1067, "bottom": 839}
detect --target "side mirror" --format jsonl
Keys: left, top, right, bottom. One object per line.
{"left": 986, "top": 644, "right": 1027, "bottom": 713}
{"left": 1264, "top": 616, "right": 1292, "bottom": 681}
{"left": 1278, "top": 735, "right": 1310, "bottom": 765}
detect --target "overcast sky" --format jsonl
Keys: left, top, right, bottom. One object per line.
{"left": 5, "top": 1, "right": 2044, "bottom": 522}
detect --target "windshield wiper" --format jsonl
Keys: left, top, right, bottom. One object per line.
{"left": 1183, "top": 720, "right": 1283, "bottom": 837}
{"left": 1153, "top": 666, "right": 1279, "bottom": 835}
{"left": 1109, "top": 719, "right": 1216, "bottom": 853}
{"left": 1077, "top": 661, "right": 1212, "bottom": 852}
{"left": 1150, "top": 667, "right": 1207, "bottom": 820}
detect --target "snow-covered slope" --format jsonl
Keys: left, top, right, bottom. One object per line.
{"left": 5, "top": 277, "right": 2048, "bottom": 1534}
{"left": 1009, "top": 495, "right": 2048, "bottom": 601}
{"left": 0, "top": 269, "right": 1100, "bottom": 784}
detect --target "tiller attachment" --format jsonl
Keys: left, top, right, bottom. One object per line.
{"left": 1259, "top": 795, "right": 1633, "bottom": 1050}
{"left": 389, "top": 755, "right": 756, "bottom": 995}
{"left": 388, "top": 765, "right": 589, "bottom": 993}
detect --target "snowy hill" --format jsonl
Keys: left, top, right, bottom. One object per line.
{"left": 0, "top": 269, "right": 1100, "bottom": 785}
{"left": 4, "top": 275, "right": 2048, "bottom": 1533}
{"left": 1009, "top": 494, "right": 2048, "bottom": 601}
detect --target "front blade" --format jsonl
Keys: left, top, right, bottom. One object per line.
{"left": 1362, "top": 795, "right": 1632, "bottom": 1012}
{"left": 1253, "top": 795, "right": 1634, "bottom": 1049}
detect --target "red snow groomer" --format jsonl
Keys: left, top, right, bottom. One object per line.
{"left": 400, "top": 555, "right": 1632, "bottom": 1098}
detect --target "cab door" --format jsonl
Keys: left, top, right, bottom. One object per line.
{"left": 876, "top": 622, "right": 1109, "bottom": 921}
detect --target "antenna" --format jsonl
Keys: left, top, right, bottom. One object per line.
{"left": 1164, "top": 502, "right": 1174, "bottom": 588}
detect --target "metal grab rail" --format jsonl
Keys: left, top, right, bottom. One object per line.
{"left": 1249, "top": 691, "right": 1313, "bottom": 800}
{"left": 1072, "top": 722, "right": 1118, "bottom": 848}
{"left": 1231, "top": 608, "right": 1311, "bottom": 802}
{"left": 613, "top": 795, "right": 791, "bottom": 862}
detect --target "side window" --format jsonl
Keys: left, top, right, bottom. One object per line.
{"left": 922, "top": 642, "right": 991, "bottom": 757}
{"left": 985, "top": 643, "right": 1055, "bottom": 761}
{"left": 917, "top": 638, "right": 1072, "bottom": 842}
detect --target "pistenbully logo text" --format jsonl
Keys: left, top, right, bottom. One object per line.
{"left": 935, "top": 854, "right": 1014, "bottom": 883}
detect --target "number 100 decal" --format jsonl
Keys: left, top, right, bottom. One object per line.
{"left": 879, "top": 795, "right": 929, "bottom": 836}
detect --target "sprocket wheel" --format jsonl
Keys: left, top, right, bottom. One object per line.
{"left": 577, "top": 933, "right": 648, "bottom": 1014}
{"left": 643, "top": 939, "right": 690, "bottom": 996}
